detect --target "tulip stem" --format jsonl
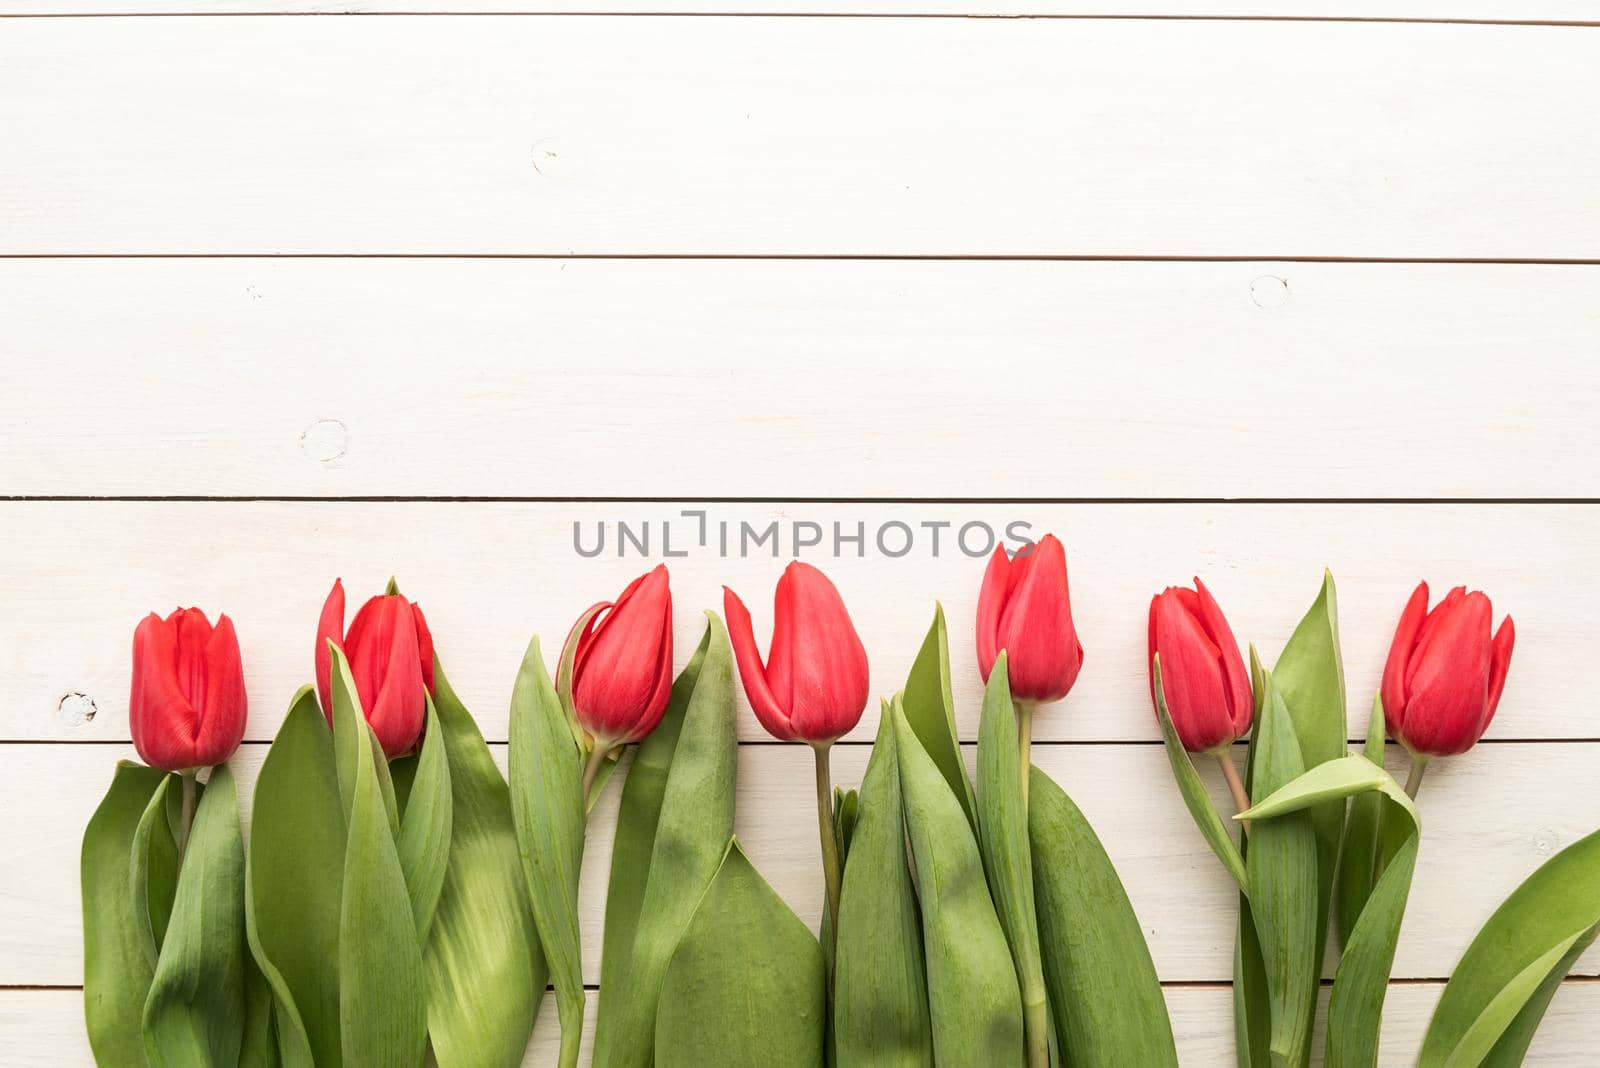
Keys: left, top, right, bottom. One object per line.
{"left": 813, "top": 743, "right": 843, "bottom": 961}
{"left": 1215, "top": 751, "right": 1252, "bottom": 833}
{"left": 581, "top": 742, "right": 611, "bottom": 808}
{"left": 1017, "top": 701, "right": 1035, "bottom": 809}
{"left": 1404, "top": 754, "right": 1430, "bottom": 799}
{"left": 178, "top": 770, "right": 197, "bottom": 855}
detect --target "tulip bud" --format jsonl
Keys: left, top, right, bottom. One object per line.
{"left": 130, "top": 608, "right": 247, "bottom": 772}
{"left": 560, "top": 564, "right": 675, "bottom": 747}
{"left": 1147, "top": 579, "right": 1253, "bottom": 752}
{"left": 1381, "top": 582, "right": 1515, "bottom": 758}
{"left": 724, "top": 562, "right": 870, "bottom": 744}
{"left": 976, "top": 534, "right": 1084, "bottom": 705}
{"left": 316, "top": 578, "right": 435, "bottom": 759}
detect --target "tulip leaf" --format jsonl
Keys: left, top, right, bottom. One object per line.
{"left": 331, "top": 648, "right": 428, "bottom": 1067}
{"left": 901, "top": 603, "right": 976, "bottom": 829}
{"left": 245, "top": 686, "right": 343, "bottom": 1067}
{"left": 395, "top": 695, "right": 452, "bottom": 941}
{"left": 833, "top": 785, "right": 859, "bottom": 866}
{"left": 1233, "top": 652, "right": 1274, "bottom": 1068}
{"left": 1152, "top": 655, "right": 1248, "bottom": 892}
{"left": 239, "top": 950, "right": 279, "bottom": 1068}
{"left": 508, "top": 635, "right": 587, "bottom": 1068}
{"left": 892, "top": 697, "right": 1024, "bottom": 1064}
{"left": 1419, "top": 827, "right": 1600, "bottom": 1068}
{"left": 834, "top": 710, "right": 932, "bottom": 1067}
{"left": 83, "top": 761, "right": 170, "bottom": 1067}
{"left": 974, "top": 655, "right": 1050, "bottom": 1068}
{"left": 142, "top": 762, "right": 248, "bottom": 1067}
{"left": 1244, "top": 671, "right": 1319, "bottom": 1068}
{"left": 1336, "top": 698, "right": 1390, "bottom": 948}
{"left": 1030, "top": 765, "right": 1178, "bottom": 1067}
{"left": 424, "top": 660, "right": 548, "bottom": 1068}
{"left": 129, "top": 772, "right": 182, "bottom": 969}
{"left": 591, "top": 611, "right": 737, "bottom": 1068}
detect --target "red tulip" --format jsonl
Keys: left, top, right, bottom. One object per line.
{"left": 1147, "top": 580, "right": 1253, "bottom": 752}
{"left": 561, "top": 564, "right": 675, "bottom": 747}
{"left": 976, "top": 534, "right": 1084, "bottom": 705}
{"left": 1381, "top": 582, "right": 1515, "bottom": 758}
{"left": 130, "top": 608, "right": 247, "bottom": 772}
{"left": 724, "top": 562, "right": 870, "bottom": 744}
{"left": 316, "top": 578, "right": 435, "bottom": 759}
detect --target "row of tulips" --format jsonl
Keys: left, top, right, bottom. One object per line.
{"left": 85, "top": 540, "right": 1598, "bottom": 1067}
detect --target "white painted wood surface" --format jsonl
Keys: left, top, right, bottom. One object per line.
{"left": 3, "top": 5, "right": 1598, "bottom": 1064}
{"left": 5, "top": 261, "right": 1600, "bottom": 498}
{"left": 2, "top": 18, "right": 1599, "bottom": 257}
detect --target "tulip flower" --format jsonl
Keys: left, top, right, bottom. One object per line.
{"left": 1381, "top": 581, "right": 1515, "bottom": 792}
{"left": 316, "top": 578, "right": 435, "bottom": 759}
{"left": 1148, "top": 579, "right": 1253, "bottom": 814}
{"left": 559, "top": 564, "right": 674, "bottom": 799}
{"left": 130, "top": 607, "right": 247, "bottom": 773}
{"left": 976, "top": 533, "right": 1083, "bottom": 803}
{"left": 724, "top": 561, "right": 870, "bottom": 956}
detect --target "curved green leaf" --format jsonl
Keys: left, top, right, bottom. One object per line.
{"left": 655, "top": 839, "right": 826, "bottom": 1067}
{"left": 397, "top": 696, "right": 452, "bottom": 941}
{"left": 835, "top": 710, "right": 932, "bottom": 1067}
{"left": 425, "top": 661, "right": 547, "bottom": 1068}
{"left": 591, "top": 611, "right": 737, "bottom": 1068}
{"left": 1030, "top": 765, "right": 1178, "bottom": 1067}
{"left": 246, "top": 685, "right": 343, "bottom": 1067}
{"left": 83, "top": 761, "right": 169, "bottom": 1067}
{"left": 332, "top": 648, "right": 427, "bottom": 1067}
{"left": 593, "top": 626, "right": 710, "bottom": 1058}
{"left": 975, "top": 655, "right": 1049, "bottom": 1068}
{"left": 1420, "top": 828, "right": 1600, "bottom": 1068}
{"left": 129, "top": 772, "right": 181, "bottom": 969}
{"left": 901, "top": 603, "right": 976, "bottom": 829}
{"left": 1152, "top": 655, "right": 1248, "bottom": 892}
{"left": 508, "top": 635, "right": 586, "bottom": 1068}
{"left": 143, "top": 763, "right": 247, "bottom": 1067}
{"left": 239, "top": 950, "right": 279, "bottom": 1068}
{"left": 1336, "top": 698, "right": 1389, "bottom": 948}
{"left": 892, "top": 698, "right": 1023, "bottom": 1064}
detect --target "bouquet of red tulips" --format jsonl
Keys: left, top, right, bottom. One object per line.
{"left": 79, "top": 543, "right": 1599, "bottom": 1067}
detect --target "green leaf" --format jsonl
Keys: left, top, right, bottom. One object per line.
{"left": 1152, "top": 655, "right": 1248, "bottom": 892}
{"left": 834, "top": 711, "right": 932, "bottom": 1068}
{"left": 1420, "top": 827, "right": 1600, "bottom": 1068}
{"left": 1234, "top": 654, "right": 1273, "bottom": 1068}
{"left": 239, "top": 950, "right": 279, "bottom": 1068}
{"left": 892, "top": 697, "right": 1023, "bottom": 1064}
{"left": 129, "top": 772, "right": 181, "bottom": 968}
{"left": 1030, "top": 765, "right": 1178, "bottom": 1068}
{"left": 833, "top": 785, "right": 859, "bottom": 866}
{"left": 974, "top": 655, "right": 1050, "bottom": 1068}
{"left": 1240, "top": 753, "right": 1422, "bottom": 1068}
{"left": 654, "top": 839, "right": 826, "bottom": 1067}
{"left": 397, "top": 695, "right": 452, "bottom": 941}
{"left": 1335, "top": 698, "right": 1389, "bottom": 948}
{"left": 591, "top": 611, "right": 738, "bottom": 1068}
{"left": 425, "top": 660, "right": 548, "bottom": 1068}
{"left": 508, "top": 635, "right": 587, "bottom": 1068}
{"left": 83, "top": 761, "right": 169, "bottom": 1067}
{"left": 245, "top": 685, "right": 343, "bottom": 1067}
{"left": 901, "top": 603, "right": 976, "bottom": 829}
{"left": 332, "top": 648, "right": 427, "bottom": 1067}
{"left": 1245, "top": 672, "right": 1319, "bottom": 1068}
{"left": 143, "top": 763, "right": 247, "bottom": 1066}
{"left": 593, "top": 627, "right": 710, "bottom": 1059}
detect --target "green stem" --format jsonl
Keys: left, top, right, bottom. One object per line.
{"left": 1404, "top": 753, "right": 1430, "bottom": 799}
{"left": 581, "top": 742, "right": 611, "bottom": 808}
{"left": 813, "top": 743, "right": 843, "bottom": 961}
{"left": 1023, "top": 990, "right": 1050, "bottom": 1068}
{"left": 1017, "top": 701, "right": 1035, "bottom": 809}
{"left": 178, "top": 770, "right": 197, "bottom": 855}
{"left": 1215, "top": 749, "right": 1252, "bottom": 835}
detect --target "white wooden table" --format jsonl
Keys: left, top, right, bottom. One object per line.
{"left": 2, "top": 4, "right": 1598, "bottom": 1064}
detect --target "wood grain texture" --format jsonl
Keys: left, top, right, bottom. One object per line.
{"left": 6, "top": 741, "right": 1597, "bottom": 985}
{"left": 5, "top": 261, "right": 1599, "bottom": 499}
{"left": 0, "top": 502, "right": 1587, "bottom": 744}
{"left": 1, "top": 19, "right": 1596, "bottom": 256}
{"left": 2, "top": 982, "right": 1597, "bottom": 1066}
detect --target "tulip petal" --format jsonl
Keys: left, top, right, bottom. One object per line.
{"left": 572, "top": 565, "right": 673, "bottom": 744}
{"left": 131, "top": 612, "right": 202, "bottom": 772}
{"left": 1194, "top": 578, "right": 1253, "bottom": 735}
{"left": 1399, "top": 593, "right": 1492, "bottom": 757}
{"left": 976, "top": 546, "right": 1012, "bottom": 683}
{"left": 367, "top": 605, "right": 427, "bottom": 758}
{"left": 1152, "top": 592, "right": 1235, "bottom": 753}
{"left": 1379, "top": 581, "right": 1429, "bottom": 737}
{"left": 994, "top": 535, "right": 1082, "bottom": 705}
{"left": 722, "top": 586, "right": 795, "bottom": 740}
{"left": 412, "top": 603, "right": 436, "bottom": 694}
{"left": 1485, "top": 616, "right": 1516, "bottom": 728}
{"left": 315, "top": 579, "right": 345, "bottom": 718}
{"left": 780, "top": 562, "right": 868, "bottom": 743}
{"left": 194, "top": 614, "right": 247, "bottom": 768}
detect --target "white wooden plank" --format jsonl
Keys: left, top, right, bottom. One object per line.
{"left": 6, "top": 3, "right": 1600, "bottom": 19}
{"left": 1, "top": 19, "right": 1596, "bottom": 257}
{"left": 1, "top": 502, "right": 1592, "bottom": 744}
{"left": 5, "top": 261, "right": 1599, "bottom": 499}
{"left": 3, "top": 982, "right": 1597, "bottom": 1066}
{"left": 7, "top": 740, "right": 1597, "bottom": 985}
